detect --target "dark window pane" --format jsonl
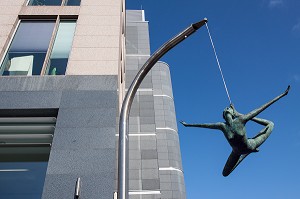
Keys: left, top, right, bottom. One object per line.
{"left": 28, "top": 0, "right": 62, "bottom": 6}
{"left": 65, "top": 0, "right": 81, "bottom": 6}
{"left": 0, "top": 162, "right": 48, "bottom": 199}
{"left": 0, "top": 21, "right": 55, "bottom": 76}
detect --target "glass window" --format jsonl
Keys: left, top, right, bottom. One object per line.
{"left": 0, "top": 21, "right": 55, "bottom": 76}
{"left": 0, "top": 20, "right": 77, "bottom": 76}
{"left": 27, "top": 0, "right": 81, "bottom": 6}
{"left": 0, "top": 117, "right": 56, "bottom": 199}
{"left": 46, "top": 21, "right": 76, "bottom": 75}
{"left": 0, "top": 162, "right": 48, "bottom": 199}
{"left": 28, "top": 0, "right": 62, "bottom": 6}
{"left": 65, "top": 0, "right": 81, "bottom": 6}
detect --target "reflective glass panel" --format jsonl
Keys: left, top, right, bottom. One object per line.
{"left": 0, "top": 116, "right": 56, "bottom": 199}
{"left": 65, "top": 0, "right": 81, "bottom": 6}
{"left": 0, "top": 162, "right": 48, "bottom": 199}
{"left": 0, "top": 21, "right": 55, "bottom": 76}
{"left": 28, "top": 0, "right": 62, "bottom": 6}
{"left": 47, "top": 21, "right": 76, "bottom": 75}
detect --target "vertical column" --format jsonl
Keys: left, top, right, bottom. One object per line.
{"left": 43, "top": 83, "right": 118, "bottom": 199}
{"left": 153, "top": 62, "right": 186, "bottom": 199}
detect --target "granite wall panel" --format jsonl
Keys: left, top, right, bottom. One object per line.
{"left": 0, "top": 75, "right": 118, "bottom": 199}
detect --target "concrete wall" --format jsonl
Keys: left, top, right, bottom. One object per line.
{"left": 153, "top": 62, "right": 186, "bottom": 199}
{"left": 0, "top": 1, "right": 123, "bottom": 199}
{"left": 0, "top": 0, "right": 123, "bottom": 76}
{"left": 0, "top": 0, "right": 23, "bottom": 62}
{"left": 0, "top": 75, "right": 118, "bottom": 199}
{"left": 67, "top": 0, "right": 122, "bottom": 75}
{"left": 0, "top": 1, "right": 123, "bottom": 198}
{"left": 0, "top": 2, "right": 186, "bottom": 199}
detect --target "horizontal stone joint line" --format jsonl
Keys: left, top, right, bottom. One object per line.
{"left": 153, "top": 94, "right": 173, "bottom": 100}
{"left": 156, "top": 127, "right": 178, "bottom": 133}
{"left": 159, "top": 167, "right": 183, "bottom": 174}
{"left": 129, "top": 190, "right": 161, "bottom": 195}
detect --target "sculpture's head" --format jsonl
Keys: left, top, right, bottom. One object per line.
{"left": 223, "top": 106, "right": 234, "bottom": 120}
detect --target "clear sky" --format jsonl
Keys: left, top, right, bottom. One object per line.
{"left": 126, "top": 1, "right": 300, "bottom": 198}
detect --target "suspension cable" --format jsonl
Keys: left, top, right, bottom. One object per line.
{"left": 205, "top": 22, "right": 232, "bottom": 105}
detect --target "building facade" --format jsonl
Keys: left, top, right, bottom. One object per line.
{"left": 125, "top": 10, "right": 186, "bottom": 199}
{"left": 0, "top": 1, "right": 185, "bottom": 199}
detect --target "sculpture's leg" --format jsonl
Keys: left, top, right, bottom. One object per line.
{"left": 222, "top": 151, "right": 250, "bottom": 177}
{"left": 249, "top": 118, "right": 274, "bottom": 149}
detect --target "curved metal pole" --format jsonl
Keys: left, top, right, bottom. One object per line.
{"left": 118, "top": 18, "right": 208, "bottom": 199}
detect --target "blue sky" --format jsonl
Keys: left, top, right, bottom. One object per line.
{"left": 127, "top": 1, "right": 300, "bottom": 198}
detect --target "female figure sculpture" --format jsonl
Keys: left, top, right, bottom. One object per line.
{"left": 181, "top": 86, "right": 290, "bottom": 176}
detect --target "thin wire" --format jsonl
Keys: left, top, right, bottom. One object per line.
{"left": 205, "top": 22, "right": 232, "bottom": 104}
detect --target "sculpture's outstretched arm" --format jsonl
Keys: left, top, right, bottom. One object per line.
{"left": 241, "top": 85, "right": 290, "bottom": 122}
{"left": 180, "top": 121, "right": 224, "bottom": 130}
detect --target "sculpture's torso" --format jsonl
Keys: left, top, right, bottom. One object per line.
{"left": 222, "top": 118, "right": 251, "bottom": 154}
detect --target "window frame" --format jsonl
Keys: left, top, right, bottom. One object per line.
{"left": 26, "top": 0, "right": 80, "bottom": 6}
{"left": 41, "top": 16, "right": 60, "bottom": 75}
{"left": 0, "top": 16, "right": 77, "bottom": 76}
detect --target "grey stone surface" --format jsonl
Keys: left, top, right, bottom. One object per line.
{"left": 160, "top": 182, "right": 172, "bottom": 190}
{"left": 142, "top": 179, "right": 160, "bottom": 190}
{"left": 42, "top": 172, "right": 115, "bottom": 199}
{"left": 56, "top": 107, "right": 116, "bottom": 128}
{"left": 158, "top": 160, "right": 170, "bottom": 167}
{"left": 42, "top": 75, "right": 118, "bottom": 198}
{"left": 129, "top": 179, "right": 142, "bottom": 190}
{"left": 129, "top": 149, "right": 142, "bottom": 160}
{"left": 0, "top": 91, "right": 62, "bottom": 109}
{"left": 139, "top": 102, "right": 154, "bottom": 109}
{"left": 140, "top": 124, "right": 155, "bottom": 132}
{"left": 0, "top": 75, "right": 117, "bottom": 91}
{"left": 129, "top": 140, "right": 141, "bottom": 150}
{"left": 125, "top": 10, "right": 185, "bottom": 199}
{"left": 129, "top": 169, "right": 142, "bottom": 180}
{"left": 139, "top": 109, "right": 155, "bottom": 117}
{"left": 142, "top": 169, "right": 159, "bottom": 179}
{"left": 161, "top": 191, "right": 173, "bottom": 198}
{"left": 158, "top": 152, "right": 168, "bottom": 160}
{"left": 59, "top": 90, "right": 117, "bottom": 108}
{"left": 141, "top": 159, "right": 158, "bottom": 169}
{"left": 0, "top": 75, "right": 119, "bottom": 199}
{"left": 141, "top": 150, "right": 158, "bottom": 159}
{"left": 129, "top": 116, "right": 139, "bottom": 124}
{"left": 47, "top": 148, "right": 115, "bottom": 175}
{"left": 129, "top": 160, "right": 142, "bottom": 170}
{"left": 42, "top": 174, "right": 77, "bottom": 199}
{"left": 140, "top": 140, "right": 156, "bottom": 150}
{"left": 52, "top": 127, "right": 116, "bottom": 150}
{"left": 129, "top": 124, "right": 140, "bottom": 132}
{"left": 159, "top": 174, "right": 171, "bottom": 183}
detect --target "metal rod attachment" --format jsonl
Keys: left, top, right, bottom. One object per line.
{"left": 117, "top": 18, "right": 208, "bottom": 199}
{"left": 75, "top": 177, "right": 81, "bottom": 198}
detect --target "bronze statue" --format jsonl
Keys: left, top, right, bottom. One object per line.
{"left": 180, "top": 85, "right": 290, "bottom": 176}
